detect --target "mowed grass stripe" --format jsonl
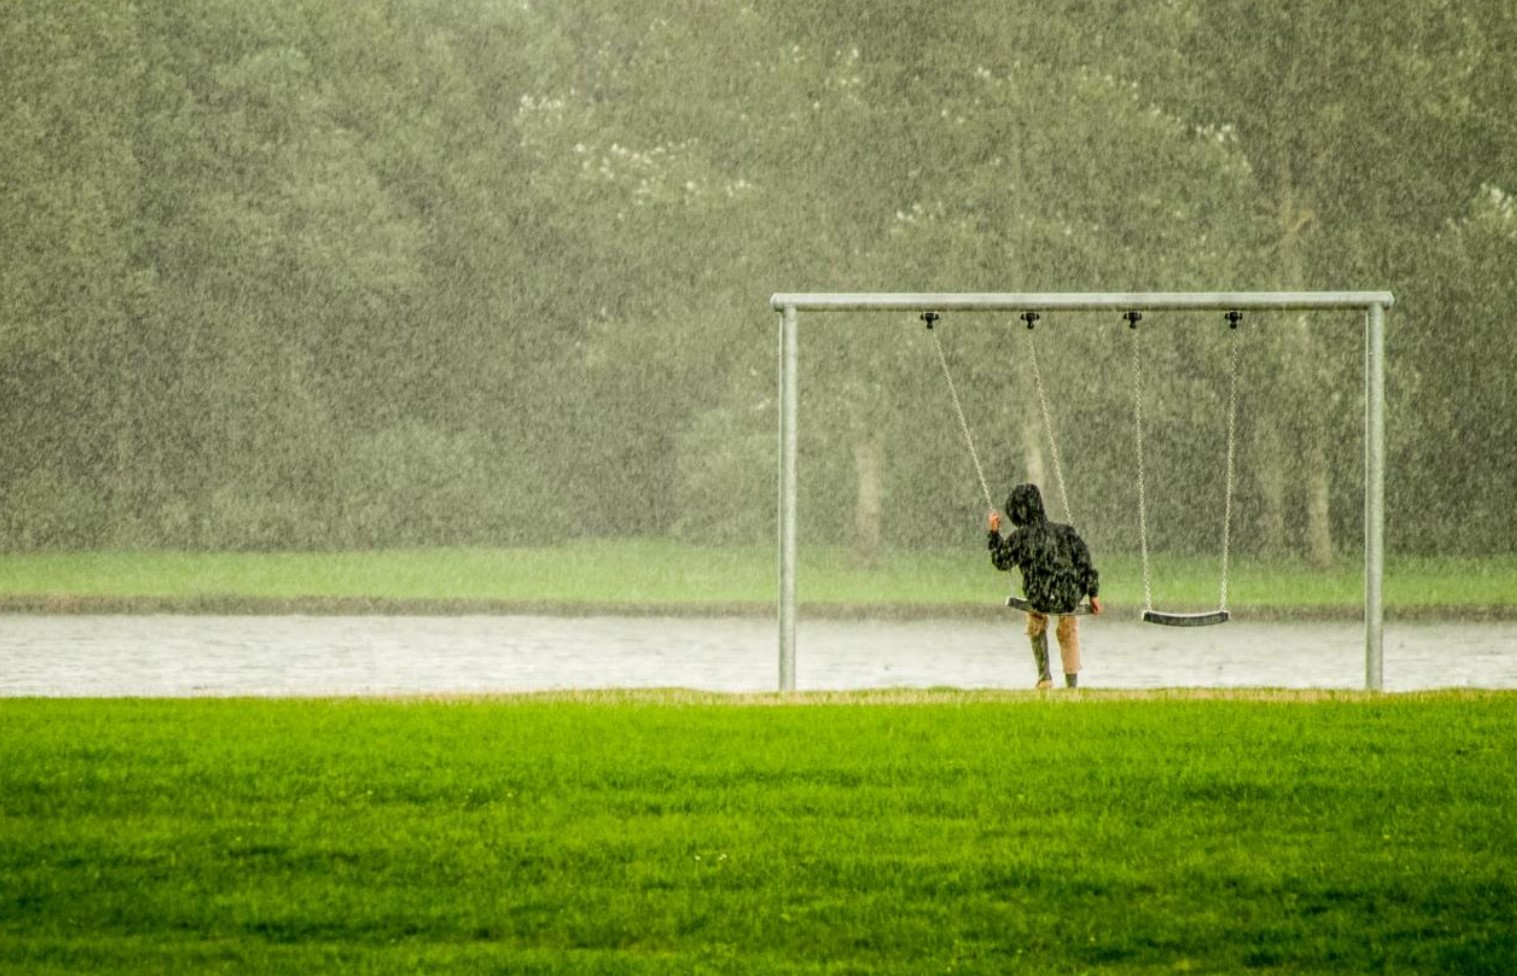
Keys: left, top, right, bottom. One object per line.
{"left": 1, "top": 693, "right": 1513, "bottom": 973}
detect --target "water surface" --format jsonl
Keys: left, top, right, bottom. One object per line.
{"left": 3, "top": 615, "right": 1512, "bottom": 696}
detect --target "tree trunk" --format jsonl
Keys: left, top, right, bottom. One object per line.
{"left": 1253, "top": 424, "right": 1287, "bottom": 556}
{"left": 1306, "top": 442, "right": 1334, "bottom": 567}
{"left": 852, "top": 435, "right": 884, "bottom": 568}
{"left": 1276, "top": 145, "right": 1334, "bottom": 565}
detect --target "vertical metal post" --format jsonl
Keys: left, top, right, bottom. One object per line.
{"left": 1365, "top": 302, "right": 1386, "bottom": 691}
{"left": 778, "top": 304, "right": 799, "bottom": 691}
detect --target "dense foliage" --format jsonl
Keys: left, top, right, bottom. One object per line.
{"left": 3, "top": 0, "right": 1513, "bottom": 556}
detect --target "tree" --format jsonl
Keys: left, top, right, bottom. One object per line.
{"left": 0, "top": 0, "right": 146, "bottom": 546}
{"left": 722, "top": 1, "right": 1259, "bottom": 555}
{"left": 1397, "top": 186, "right": 1517, "bottom": 554}
{"left": 3, "top": 0, "right": 1512, "bottom": 557}
{"left": 1157, "top": 0, "right": 1515, "bottom": 562}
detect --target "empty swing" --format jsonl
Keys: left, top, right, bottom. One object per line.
{"left": 1127, "top": 309, "right": 1242, "bottom": 627}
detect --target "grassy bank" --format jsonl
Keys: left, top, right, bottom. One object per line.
{"left": 2, "top": 693, "right": 1513, "bottom": 974}
{"left": 0, "top": 543, "right": 1513, "bottom": 616}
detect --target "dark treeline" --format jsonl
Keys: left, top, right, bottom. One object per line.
{"left": 3, "top": 0, "right": 1514, "bottom": 558}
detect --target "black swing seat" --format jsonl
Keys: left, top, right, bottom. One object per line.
{"left": 1142, "top": 609, "right": 1230, "bottom": 627}
{"left": 1006, "top": 596, "right": 1093, "bottom": 616}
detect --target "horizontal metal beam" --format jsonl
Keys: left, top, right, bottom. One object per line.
{"left": 770, "top": 291, "right": 1394, "bottom": 312}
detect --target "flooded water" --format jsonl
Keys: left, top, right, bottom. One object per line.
{"left": 2, "top": 614, "right": 1513, "bottom": 696}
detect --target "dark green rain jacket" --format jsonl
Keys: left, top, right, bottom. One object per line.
{"left": 987, "top": 483, "right": 1100, "bottom": 614}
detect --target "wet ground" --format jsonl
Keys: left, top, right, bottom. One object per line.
{"left": 2, "top": 614, "right": 1513, "bottom": 696}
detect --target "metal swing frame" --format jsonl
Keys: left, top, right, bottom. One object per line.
{"left": 770, "top": 292, "right": 1394, "bottom": 692}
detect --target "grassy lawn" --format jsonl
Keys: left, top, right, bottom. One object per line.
{"left": 0, "top": 543, "right": 1512, "bottom": 615}
{"left": 1, "top": 692, "right": 1513, "bottom": 974}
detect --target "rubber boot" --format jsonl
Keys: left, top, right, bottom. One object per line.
{"left": 1065, "top": 673, "right": 1079, "bottom": 689}
{"left": 1031, "top": 632, "right": 1053, "bottom": 689}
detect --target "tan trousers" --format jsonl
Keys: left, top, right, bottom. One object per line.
{"left": 1026, "top": 612, "right": 1081, "bottom": 675}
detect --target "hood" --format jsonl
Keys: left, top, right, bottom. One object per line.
{"left": 1005, "top": 483, "right": 1047, "bottom": 527}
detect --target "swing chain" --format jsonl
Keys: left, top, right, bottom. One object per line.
{"left": 1025, "top": 318, "right": 1074, "bottom": 526}
{"left": 925, "top": 313, "right": 995, "bottom": 514}
{"left": 1218, "top": 313, "right": 1242, "bottom": 611}
{"left": 1130, "top": 315, "right": 1154, "bottom": 613}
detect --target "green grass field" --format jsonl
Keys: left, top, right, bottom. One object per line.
{"left": 2, "top": 693, "right": 1513, "bottom": 974}
{"left": 3, "top": 545, "right": 1511, "bottom": 970}
{"left": 0, "top": 543, "right": 1512, "bottom": 615}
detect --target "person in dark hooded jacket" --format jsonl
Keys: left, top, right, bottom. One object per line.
{"left": 988, "top": 483, "right": 1102, "bottom": 688}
